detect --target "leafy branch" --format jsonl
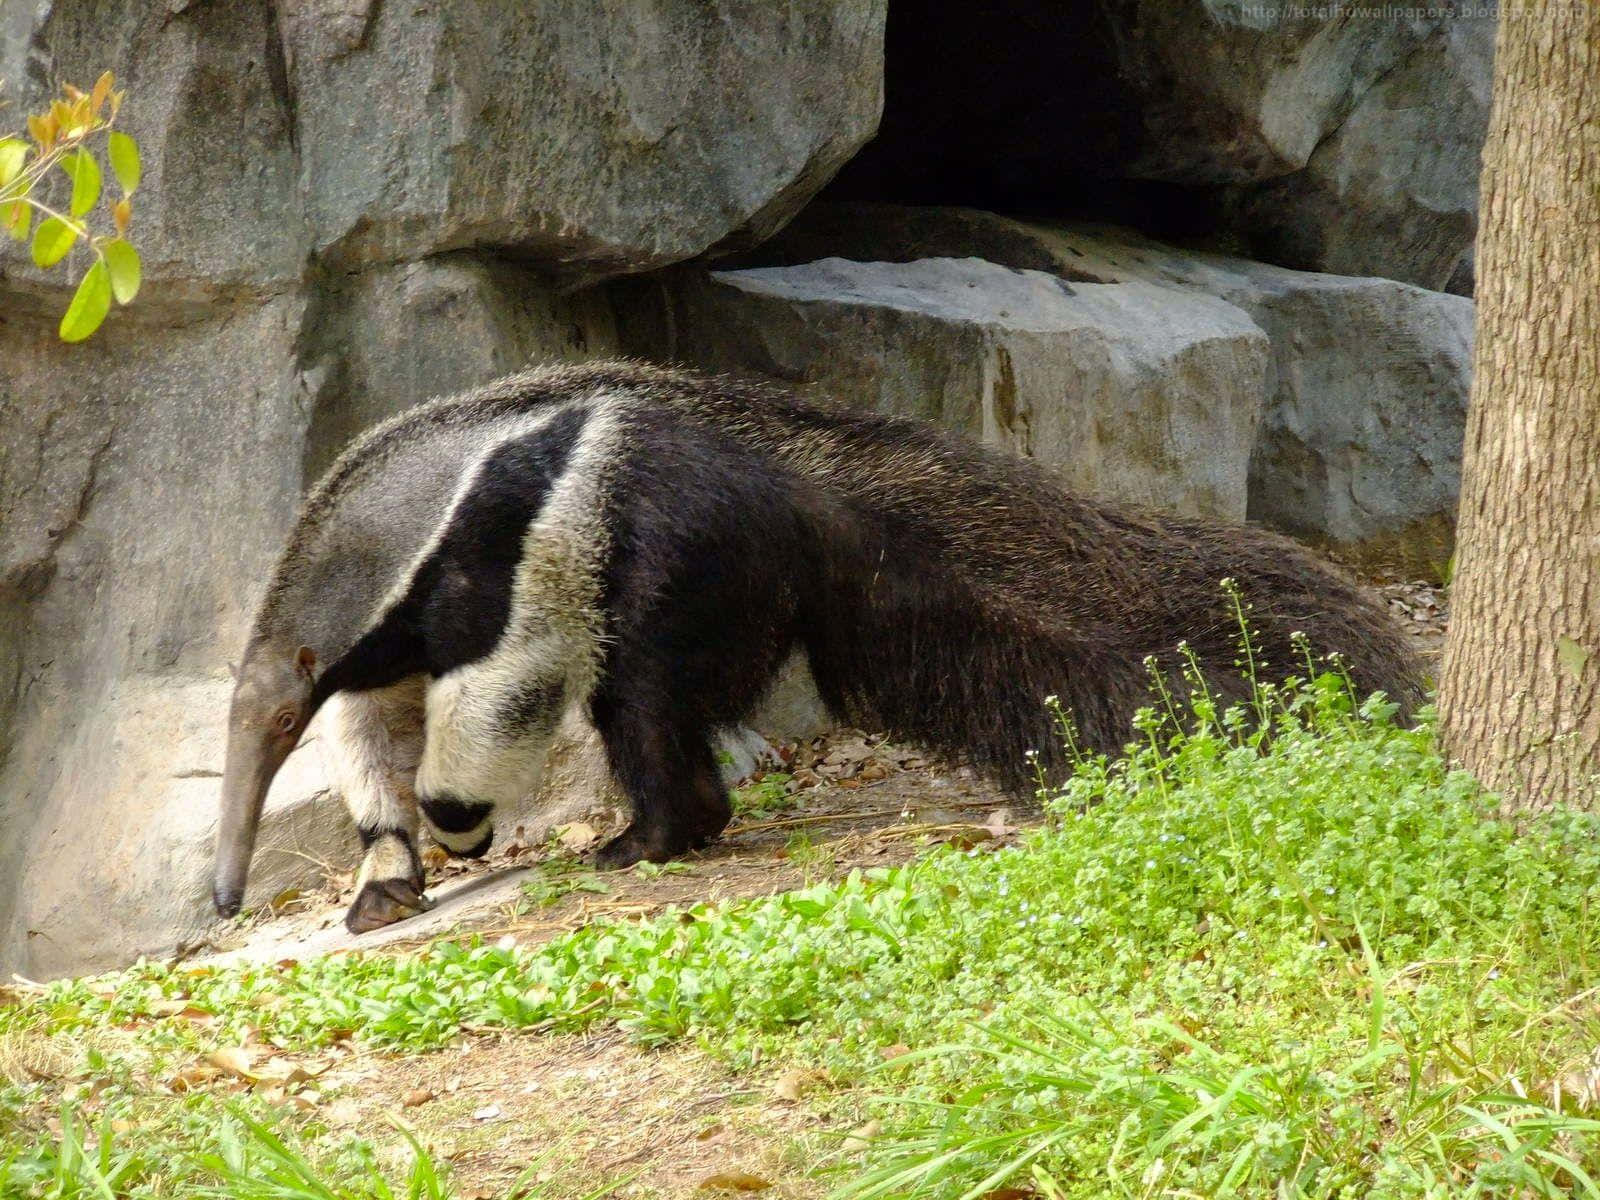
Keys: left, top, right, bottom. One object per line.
{"left": 1, "top": 71, "right": 142, "bottom": 341}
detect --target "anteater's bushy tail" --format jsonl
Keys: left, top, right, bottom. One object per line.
{"left": 779, "top": 412, "right": 1423, "bottom": 797}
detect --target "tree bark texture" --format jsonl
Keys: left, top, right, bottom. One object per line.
{"left": 1438, "top": 3, "right": 1600, "bottom": 808}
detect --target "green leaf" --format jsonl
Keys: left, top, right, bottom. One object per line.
{"left": 63, "top": 147, "right": 101, "bottom": 218}
{"left": 107, "top": 131, "right": 141, "bottom": 194}
{"left": 2, "top": 200, "right": 31, "bottom": 242}
{"left": 59, "top": 259, "right": 111, "bottom": 342}
{"left": 102, "top": 238, "right": 141, "bottom": 304}
{"left": 31, "top": 216, "right": 77, "bottom": 267}
{"left": 0, "top": 139, "right": 27, "bottom": 189}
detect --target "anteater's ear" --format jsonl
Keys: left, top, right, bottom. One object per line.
{"left": 295, "top": 645, "right": 317, "bottom": 681}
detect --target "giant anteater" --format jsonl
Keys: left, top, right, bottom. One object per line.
{"left": 214, "top": 360, "right": 1421, "bottom": 932}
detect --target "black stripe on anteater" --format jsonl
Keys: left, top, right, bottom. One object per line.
{"left": 356, "top": 824, "right": 418, "bottom": 853}
{"left": 312, "top": 404, "right": 587, "bottom": 704}
{"left": 420, "top": 793, "right": 494, "bottom": 835}
{"left": 493, "top": 677, "right": 566, "bottom": 736}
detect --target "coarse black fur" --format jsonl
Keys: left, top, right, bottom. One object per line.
{"left": 537, "top": 364, "right": 1421, "bottom": 864}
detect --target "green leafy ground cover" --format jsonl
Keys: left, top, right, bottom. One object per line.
{"left": 5, "top": 666, "right": 1600, "bottom": 1198}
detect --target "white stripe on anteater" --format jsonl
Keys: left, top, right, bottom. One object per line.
{"left": 413, "top": 399, "right": 621, "bottom": 853}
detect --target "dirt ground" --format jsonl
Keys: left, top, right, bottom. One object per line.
{"left": 186, "top": 577, "right": 1447, "bottom": 1198}
{"left": 358, "top": 1029, "right": 843, "bottom": 1199}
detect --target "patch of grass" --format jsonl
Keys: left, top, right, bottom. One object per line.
{"left": 9, "top": 660, "right": 1600, "bottom": 1195}
{"left": 830, "top": 665, "right": 1600, "bottom": 1199}
{"left": 782, "top": 832, "right": 832, "bottom": 881}
{"left": 516, "top": 859, "right": 612, "bottom": 912}
{"left": 732, "top": 772, "right": 796, "bottom": 821}
{"left": 0, "top": 1084, "right": 619, "bottom": 1200}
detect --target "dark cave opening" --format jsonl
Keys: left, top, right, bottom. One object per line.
{"left": 814, "top": 1, "right": 1220, "bottom": 243}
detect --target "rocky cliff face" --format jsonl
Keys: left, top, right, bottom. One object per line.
{"left": 0, "top": 0, "right": 1489, "bottom": 978}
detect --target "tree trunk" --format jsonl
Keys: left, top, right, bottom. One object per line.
{"left": 1437, "top": 5, "right": 1600, "bottom": 808}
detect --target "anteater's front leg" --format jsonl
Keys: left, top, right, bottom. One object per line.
{"left": 413, "top": 663, "right": 569, "bottom": 865}
{"left": 320, "top": 677, "right": 434, "bottom": 933}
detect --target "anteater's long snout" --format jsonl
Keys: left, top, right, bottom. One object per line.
{"left": 212, "top": 732, "right": 280, "bottom": 917}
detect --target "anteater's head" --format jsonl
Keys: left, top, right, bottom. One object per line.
{"left": 212, "top": 642, "right": 318, "bottom": 918}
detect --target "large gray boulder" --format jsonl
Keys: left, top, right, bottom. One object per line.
{"left": 280, "top": 0, "right": 885, "bottom": 282}
{"left": 719, "top": 203, "right": 1473, "bottom": 574}
{"left": 1103, "top": 2, "right": 1494, "bottom": 290}
{"left": 1216, "top": 12, "right": 1496, "bottom": 291}
{"left": 0, "top": 294, "right": 310, "bottom": 978}
{"left": 617, "top": 256, "right": 1270, "bottom": 520}
{"left": 1098, "top": 239, "right": 1474, "bottom": 578}
{"left": 4, "top": 0, "right": 884, "bottom": 292}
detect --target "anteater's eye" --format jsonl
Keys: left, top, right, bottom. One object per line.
{"left": 274, "top": 709, "right": 298, "bottom": 735}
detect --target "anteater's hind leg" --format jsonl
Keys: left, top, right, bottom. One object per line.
{"left": 320, "top": 677, "right": 434, "bottom": 934}
{"left": 590, "top": 691, "right": 732, "bottom": 869}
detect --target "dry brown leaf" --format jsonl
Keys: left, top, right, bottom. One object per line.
{"left": 206, "top": 1047, "right": 257, "bottom": 1081}
{"left": 842, "top": 1120, "right": 882, "bottom": 1154}
{"left": 772, "top": 1068, "right": 827, "bottom": 1102}
{"left": 698, "top": 1171, "right": 772, "bottom": 1192}
{"left": 979, "top": 1189, "right": 1035, "bottom": 1200}
{"left": 878, "top": 1044, "right": 910, "bottom": 1062}
{"left": 168, "top": 1064, "right": 221, "bottom": 1093}
{"left": 556, "top": 822, "right": 599, "bottom": 851}
{"left": 401, "top": 1088, "right": 435, "bottom": 1108}
{"left": 255, "top": 1060, "right": 319, "bottom": 1088}
{"left": 945, "top": 828, "right": 993, "bottom": 851}
{"left": 772, "top": 1070, "right": 807, "bottom": 1102}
